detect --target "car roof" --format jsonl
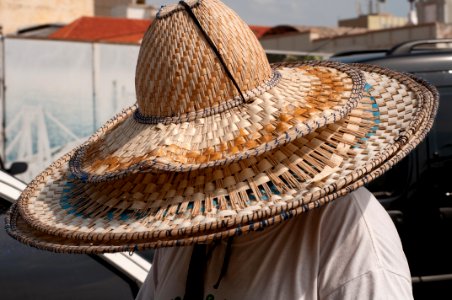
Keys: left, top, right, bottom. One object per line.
{"left": 330, "top": 39, "right": 452, "bottom": 73}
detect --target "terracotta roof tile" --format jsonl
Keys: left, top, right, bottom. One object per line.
{"left": 49, "top": 16, "right": 269, "bottom": 44}
{"left": 49, "top": 16, "right": 151, "bottom": 44}
{"left": 249, "top": 25, "right": 271, "bottom": 38}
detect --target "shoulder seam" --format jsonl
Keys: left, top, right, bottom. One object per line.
{"left": 323, "top": 267, "right": 412, "bottom": 298}
{"left": 350, "top": 190, "right": 383, "bottom": 266}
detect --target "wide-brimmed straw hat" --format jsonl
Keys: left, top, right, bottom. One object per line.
{"left": 6, "top": 0, "right": 438, "bottom": 254}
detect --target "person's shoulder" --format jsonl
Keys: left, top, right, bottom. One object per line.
{"left": 317, "top": 187, "right": 412, "bottom": 298}
{"left": 321, "top": 187, "right": 386, "bottom": 224}
{"left": 325, "top": 187, "right": 410, "bottom": 275}
{"left": 319, "top": 187, "right": 402, "bottom": 253}
{"left": 346, "top": 187, "right": 395, "bottom": 231}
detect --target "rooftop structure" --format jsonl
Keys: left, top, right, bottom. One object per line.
{"left": 339, "top": 13, "right": 408, "bottom": 30}
{"left": 0, "top": 0, "right": 156, "bottom": 35}
{"left": 416, "top": 0, "right": 452, "bottom": 24}
{"left": 48, "top": 16, "right": 272, "bottom": 44}
{"left": 49, "top": 16, "right": 151, "bottom": 43}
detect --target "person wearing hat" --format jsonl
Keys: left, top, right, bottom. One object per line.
{"left": 6, "top": 0, "right": 438, "bottom": 299}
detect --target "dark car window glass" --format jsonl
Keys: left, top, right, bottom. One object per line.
{"left": 429, "top": 86, "right": 452, "bottom": 158}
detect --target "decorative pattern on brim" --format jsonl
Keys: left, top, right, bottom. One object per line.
{"left": 6, "top": 65, "right": 438, "bottom": 254}
{"left": 69, "top": 61, "right": 364, "bottom": 182}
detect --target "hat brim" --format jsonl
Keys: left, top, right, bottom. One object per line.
{"left": 6, "top": 64, "right": 438, "bottom": 254}
{"left": 70, "top": 61, "right": 364, "bottom": 182}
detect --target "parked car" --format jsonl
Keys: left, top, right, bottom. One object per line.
{"left": 330, "top": 39, "right": 452, "bottom": 299}
{"left": 0, "top": 164, "right": 151, "bottom": 299}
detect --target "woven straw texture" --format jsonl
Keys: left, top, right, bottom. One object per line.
{"left": 71, "top": 62, "right": 363, "bottom": 182}
{"left": 6, "top": 64, "right": 438, "bottom": 254}
{"left": 68, "top": 0, "right": 365, "bottom": 182}
{"left": 137, "top": 0, "right": 272, "bottom": 116}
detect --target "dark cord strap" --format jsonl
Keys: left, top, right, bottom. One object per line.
{"left": 213, "top": 237, "right": 234, "bottom": 289}
{"left": 178, "top": 1, "right": 246, "bottom": 103}
{"left": 184, "top": 244, "right": 207, "bottom": 300}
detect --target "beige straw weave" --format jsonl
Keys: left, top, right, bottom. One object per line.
{"left": 6, "top": 0, "right": 438, "bottom": 254}
{"left": 6, "top": 63, "right": 438, "bottom": 253}
{"left": 137, "top": 0, "right": 272, "bottom": 116}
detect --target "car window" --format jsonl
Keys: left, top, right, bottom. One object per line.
{"left": 430, "top": 86, "right": 452, "bottom": 158}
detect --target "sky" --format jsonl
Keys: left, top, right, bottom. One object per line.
{"left": 147, "top": 0, "right": 410, "bottom": 26}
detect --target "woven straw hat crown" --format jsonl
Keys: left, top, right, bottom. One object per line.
{"left": 136, "top": 0, "right": 272, "bottom": 117}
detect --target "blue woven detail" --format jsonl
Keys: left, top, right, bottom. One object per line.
{"left": 249, "top": 222, "right": 255, "bottom": 231}
{"left": 67, "top": 209, "right": 78, "bottom": 215}
{"left": 60, "top": 202, "right": 71, "bottom": 209}
{"left": 80, "top": 173, "right": 89, "bottom": 183}
{"left": 212, "top": 198, "right": 219, "bottom": 209}
{"left": 281, "top": 211, "right": 291, "bottom": 220}
{"left": 235, "top": 226, "right": 243, "bottom": 236}
{"left": 107, "top": 211, "right": 114, "bottom": 221}
{"left": 135, "top": 212, "right": 147, "bottom": 220}
{"left": 362, "top": 92, "right": 382, "bottom": 141}
{"left": 246, "top": 189, "right": 256, "bottom": 201}
{"left": 120, "top": 212, "right": 130, "bottom": 221}
{"left": 258, "top": 185, "right": 269, "bottom": 201}
{"left": 364, "top": 83, "right": 373, "bottom": 92}
{"left": 268, "top": 181, "right": 281, "bottom": 195}
{"left": 67, "top": 173, "right": 77, "bottom": 180}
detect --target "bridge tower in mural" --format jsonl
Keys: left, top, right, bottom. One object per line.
{"left": 5, "top": 106, "right": 82, "bottom": 181}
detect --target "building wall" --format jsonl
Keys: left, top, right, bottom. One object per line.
{"left": 417, "top": 0, "right": 452, "bottom": 24}
{"left": 438, "top": 22, "right": 452, "bottom": 36}
{"left": 259, "top": 23, "right": 441, "bottom": 55}
{"left": 315, "top": 24, "right": 439, "bottom": 53}
{"left": 0, "top": 0, "right": 133, "bottom": 34}
{"left": 367, "top": 15, "right": 407, "bottom": 29}
{"left": 339, "top": 15, "right": 407, "bottom": 30}
{"left": 260, "top": 33, "right": 315, "bottom": 52}
{"left": 448, "top": 0, "right": 452, "bottom": 22}
{"left": 94, "top": 0, "right": 131, "bottom": 17}
{"left": 0, "top": 0, "right": 93, "bottom": 34}
{"left": 339, "top": 16, "right": 368, "bottom": 28}
{"left": 127, "top": 5, "right": 158, "bottom": 19}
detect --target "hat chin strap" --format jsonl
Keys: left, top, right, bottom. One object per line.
{"left": 183, "top": 237, "right": 234, "bottom": 299}
{"left": 178, "top": 0, "right": 247, "bottom": 104}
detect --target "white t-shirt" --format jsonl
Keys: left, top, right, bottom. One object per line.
{"left": 137, "top": 187, "right": 413, "bottom": 300}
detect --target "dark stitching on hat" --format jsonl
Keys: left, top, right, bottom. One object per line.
{"left": 156, "top": 0, "right": 201, "bottom": 19}
{"left": 133, "top": 71, "right": 281, "bottom": 125}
